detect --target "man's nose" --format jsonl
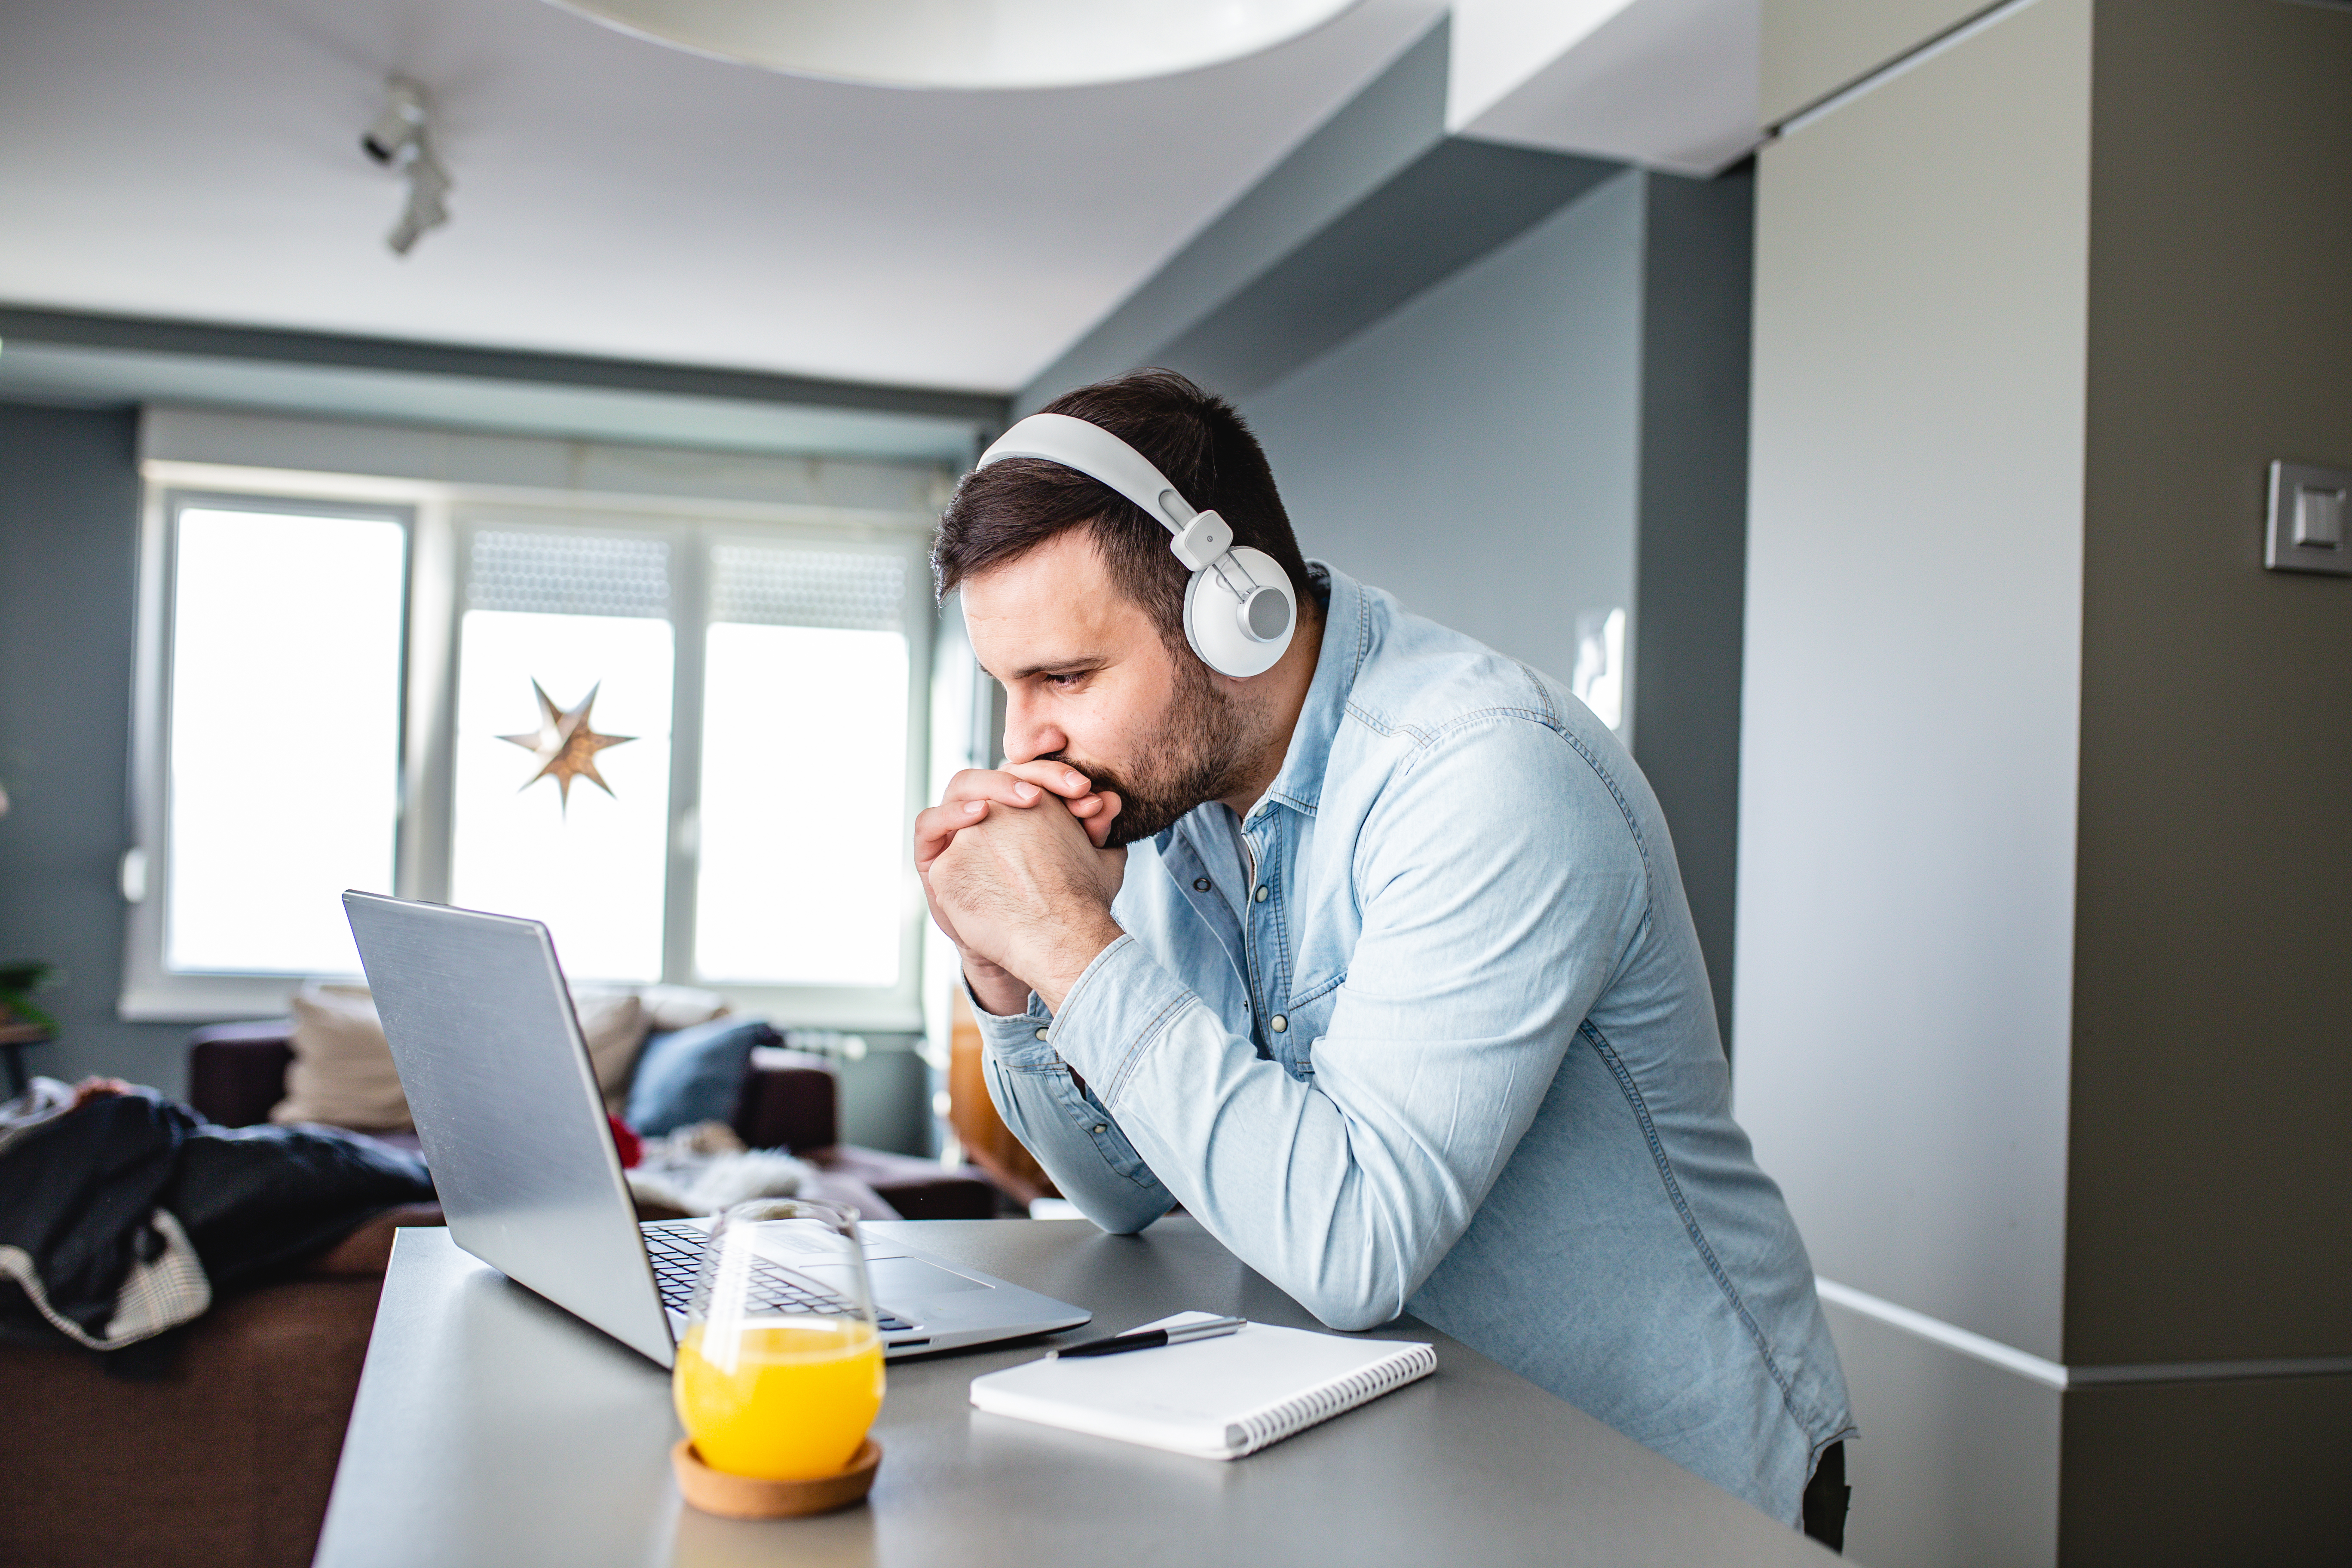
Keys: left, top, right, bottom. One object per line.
{"left": 1001, "top": 694, "right": 1065, "bottom": 766}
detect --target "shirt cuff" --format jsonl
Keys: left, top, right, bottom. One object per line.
{"left": 1041, "top": 934, "right": 1203, "bottom": 1106}
{"left": 963, "top": 973, "right": 1059, "bottom": 1068}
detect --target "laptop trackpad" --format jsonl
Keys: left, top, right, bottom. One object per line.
{"left": 808, "top": 1258, "right": 989, "bottom": 1301}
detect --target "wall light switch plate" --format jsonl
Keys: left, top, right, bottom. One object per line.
{"left": 2267, "top": 460, "right": 2352, "bottom": 575}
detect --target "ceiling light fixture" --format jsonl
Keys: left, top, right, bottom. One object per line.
{"left": 542, "top": 0, "right": 1365, "bottom": 89}
{"left": 361, "top": 77, "right": 453, "bottom": 256}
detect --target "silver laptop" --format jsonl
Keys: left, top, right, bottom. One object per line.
{"left": 343, "top": 891, "right": 1090, "bottom": 1368}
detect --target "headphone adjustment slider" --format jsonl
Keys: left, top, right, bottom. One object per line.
{"left": 1169, "top": 510, "right": 1235, "bottom": 572}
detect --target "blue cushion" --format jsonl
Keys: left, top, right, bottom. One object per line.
{"left": 624, "top": 1018, "right": 779, "bottom": 1136}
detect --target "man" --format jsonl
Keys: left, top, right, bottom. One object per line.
{"left": 917, "top": 370, "right": 1854, "bottom": 1540}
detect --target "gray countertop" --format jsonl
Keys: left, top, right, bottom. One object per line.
{"left": 315, "top": 1218, "right": 1833, "bottom": 1567}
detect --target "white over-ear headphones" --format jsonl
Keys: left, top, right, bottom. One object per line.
{"left": 974, "top": 412, "right": 1298, "bottom": 679}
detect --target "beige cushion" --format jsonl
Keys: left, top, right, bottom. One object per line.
{"left": 272, "top": 983, "right": 655, "bottom": 1131}
{"left": 637, "top": 984, "right": 732, "bottom": 1033}
{"left": 568, "top": 990, "right": 653, "bottom": 1114}
{"left": 274, "top": 983, "right": 410, "bottom": 1130}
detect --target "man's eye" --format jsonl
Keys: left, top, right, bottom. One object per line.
{"left": 1046, "top": 672, "right": 1082, "bottom": 688}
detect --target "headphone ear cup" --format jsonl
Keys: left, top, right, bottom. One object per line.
{"left": 1182, "top": 547, "right": 1297, "bottom": 678}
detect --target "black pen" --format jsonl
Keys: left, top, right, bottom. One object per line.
{"left": 1052, "top": 1316, "right": 1248, "bottom": 1358}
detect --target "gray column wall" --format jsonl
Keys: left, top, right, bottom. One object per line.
{"left": 1740, "top": 2, "right": 2092, "bottom": 1562}
{"left": 2066, "top": 0, "right": 2352, "bottom": 1372}
{"left": 1741, "top": 0, "right": 2352, "bottom": 1562}
{"left": 1240, "top": 167, "right": 1756, "bottom": 1040}
{"left": 1760, "top": 0, "right": 2007, "bottom": 126}
{"left": 1737, "top": 0, "right": 2092, "bottom": 1363}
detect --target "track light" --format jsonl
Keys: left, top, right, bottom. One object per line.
{"left": 361, "top": 77, "right": 453, "bottom": 256}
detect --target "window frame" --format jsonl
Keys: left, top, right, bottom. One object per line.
{"left": 122, "top": 487, "right": 419, "bottom": 1019}
{"left": 125, "top": 461, "right": 940, "bottom": 1030}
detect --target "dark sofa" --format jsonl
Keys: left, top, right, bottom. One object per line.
{"left": 181, "top": 1019, "right": 996, "bottom": 1220}
{"left": 0, "top": 1025, "right": 996, "bottom": 1568}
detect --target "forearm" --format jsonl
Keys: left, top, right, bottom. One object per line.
{"left": 979, "top": 1050, "right": 1174, "bottom": 1234}
{"left": 965, "top": 981, "right": 1174, "bottom": 1234}
{"left": 1044, "top": 941, "right": 1484, "bottom": 1330}
{"left": 963, "top": 960, "right": 1032, "bottom": 1020}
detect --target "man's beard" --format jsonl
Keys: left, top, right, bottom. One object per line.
{"left": 1052, "top": 660, "right": 1258, "bottom": 848}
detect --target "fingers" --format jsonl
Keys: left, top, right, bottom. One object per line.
{"left": 996, "top": 760, "right": 1098, "bottom": 800}
{"left": 916, "top": 790, "right": 1094, "bottom": 869}
{"left": 918, "top": 772, "right": 1043, "bottom": 867}
{"left": 914, "top": 798, "right": 990, "bottom": 869}
{"left": 946, "top": 764, "right": 1108, "bottom": 818}
{"left": 1079, "top": 791, "right": 1124, "bottom": 848}
{"left": 922, "top": 765, "right": 1112, "bottom": 865}
{"left": 944, "top": 767, "right": 1052, "bottom": 810}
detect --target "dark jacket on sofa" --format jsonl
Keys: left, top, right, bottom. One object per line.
{"left": 0, "top": 1081, "right": 432, "bottom": 1355}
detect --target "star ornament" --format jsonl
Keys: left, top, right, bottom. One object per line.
{"left": 499, "top": 680, "right": 635, "bottom": 812}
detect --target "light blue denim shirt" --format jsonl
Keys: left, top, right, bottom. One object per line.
{"left": 974, "top": 565, "right": 1853, "bottom": 1524}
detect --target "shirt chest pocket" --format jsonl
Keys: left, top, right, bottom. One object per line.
{"left": 1269, "top": 972, "right": 1344, "bottom": 1078}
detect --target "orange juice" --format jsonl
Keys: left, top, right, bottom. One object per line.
{"left": 673, "top": 1319, "right": 885, "bottom": 1480}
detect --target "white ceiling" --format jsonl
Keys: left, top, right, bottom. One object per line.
{"left": 0, "top": 0, "right": 1443, "bottom": 395}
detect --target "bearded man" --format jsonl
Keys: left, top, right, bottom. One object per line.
{"left": 917, "top": 369, "right": 1853, "bottom": 1542}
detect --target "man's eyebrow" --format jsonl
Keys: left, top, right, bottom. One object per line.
{"left": 1000, "top": 656, "right": 1106, "bottom": 682}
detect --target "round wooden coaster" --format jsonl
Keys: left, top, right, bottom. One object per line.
{"left": 671, "top": 1437, "right": 882, "bottom": 1519}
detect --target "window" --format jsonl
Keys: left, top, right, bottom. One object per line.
{"left": 695, "top": 543, "right": 912, "bottom": 988}
{"left": 126, "top": 472, "right": 937, "bottom": 1027}
{"left": 448, "top": 528, "right": 678, "bottom": 982}
{"left": 162, "top": 501, "right": 409, "bottom": 976}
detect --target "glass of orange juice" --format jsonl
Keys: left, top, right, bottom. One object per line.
{"left": 673, "top": 1198, "right": 886, "bottom": 1482}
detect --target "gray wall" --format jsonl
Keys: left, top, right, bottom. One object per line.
{"left": 1627, "top": 166, "right": 1754, "bottom": 1052}
{"left": 0, "top": 401, "right": 190, "bottom": 1090}
{"left": 1760, "top": 0, "right": 2003, "bottom": 125}
{"left": 1737, "top": 4, "right": 2094, "bottom": 1559}
{"left": 1241, "top": 165, "right": 1755, "bottom": 1043}
{"left": 1242, "top": 168, "right": 1646, "bottom": 697}
{"left": 1737, "top": 0, "right": 2090, "bottom": 1370}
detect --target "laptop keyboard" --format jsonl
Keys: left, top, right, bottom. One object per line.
{"left": 642, "top": 1221, "right": 919, "bottom": 1334}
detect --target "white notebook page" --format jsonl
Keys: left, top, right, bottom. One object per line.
{"left": 969, "top": 1312, "right": 1436, "bottom": 1460}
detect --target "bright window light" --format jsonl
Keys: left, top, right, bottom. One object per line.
{"left": 139, "top": 505, "right": 928, "bottom": 1016}
{"left": 695, "top": 623, "right": 909, "bottom": 987}
{"left": 1572, "top": 606, "right": 1627, "bottom": 734}
{"left": 165, "top": 508, "right": 407, "bottom": 974}
{"left": 449, "top": 609, "right": 675, "bottom": 983}
{"left": 694, "top": 541, "right": 910, "bottom": 988}
{"left": 448, "top": 529, "right": 676, "bottom": 982}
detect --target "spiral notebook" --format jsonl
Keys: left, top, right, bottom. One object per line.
{"left": 968, "top": 1312, "right": 1437, "bottom": 1460}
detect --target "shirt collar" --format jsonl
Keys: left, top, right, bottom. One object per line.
{"left": 1253, "top": 561, "right": 1362, "bottom": 822}
{"left": 1152, "top": 563, "right": 1363, "bottom": 860}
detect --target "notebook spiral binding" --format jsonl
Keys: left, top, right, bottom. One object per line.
{"left": 1222, "top": 1341, "right": 1437, "bottom": 1455}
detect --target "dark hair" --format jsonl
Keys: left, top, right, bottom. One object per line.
{"left": 932, "top": 369, "right": 1309, "bottom": 652}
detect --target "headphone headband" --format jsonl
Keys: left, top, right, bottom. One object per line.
{"left": 969, "top": 410, "right": 1297, "bottom": 678}
{"left": 979, "top": 413, "right": 1194, "bottom": 530}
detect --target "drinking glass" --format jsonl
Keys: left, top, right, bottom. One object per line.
{"left": 672, "top": 1198, "right": 886, "bottom": 1480}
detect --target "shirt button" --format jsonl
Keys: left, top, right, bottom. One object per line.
{"left": 1253, "top": 885, "right": 1270, "bottom": 903}
{"left": 1193, "top": 876, "right": 1212, "bottom": 892}
{"left": 1034, "top": 1028, "right": 1049, "bottom": 1041}
{"left": 1271, "top": 1015, "right": 1288, "bottom": 1032}
{"left": 1092, "top": 1124, "right": 1107, "bottom": 1135}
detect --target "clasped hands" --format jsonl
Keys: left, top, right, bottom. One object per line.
{"left": 916, "top": 763, "right": 1128, "bottom": 1017}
